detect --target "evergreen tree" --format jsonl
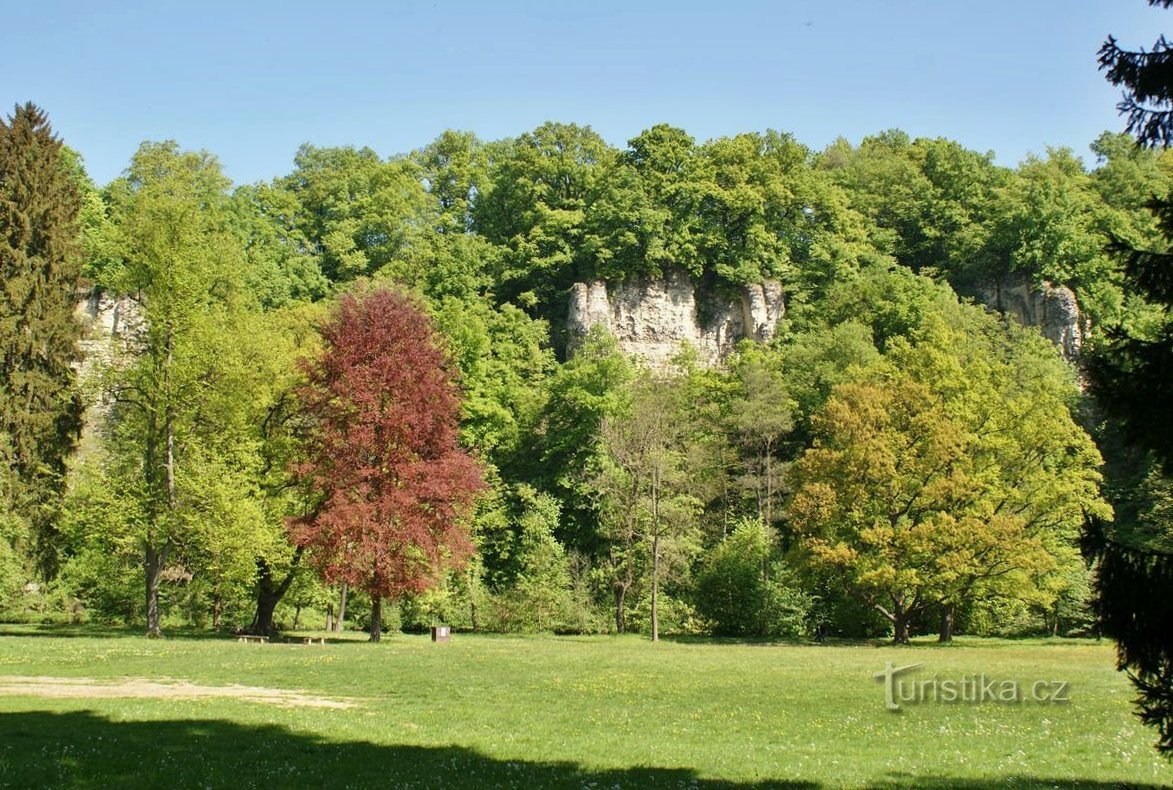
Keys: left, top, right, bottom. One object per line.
{"left": 0, "top": 103, "right": 84, "bottom": 576}
{"left": 1089, "top": 1, "right": 1173, "bottom": 755}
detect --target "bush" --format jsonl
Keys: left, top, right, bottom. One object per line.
{"left": 626, "top": 593, "right": 704, "bottom": 636}
{"left": 695, "top": 519, "right": 810, "bottom": 638}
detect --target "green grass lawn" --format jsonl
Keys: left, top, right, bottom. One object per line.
{"left": 0, "top": 627, "right": 1169, "bottom": 788}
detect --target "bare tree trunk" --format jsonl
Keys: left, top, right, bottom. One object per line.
{"left": 334, "top": 583, "right": 348, "bottom": 632}
{"left": 369, "top": 595, "right": 382, "bottom": 643}
{"left": 326, "top": 603, "right": 334, "bottom": 632}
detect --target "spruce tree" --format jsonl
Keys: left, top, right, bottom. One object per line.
{"left": 1088, "top": 2, "right": 1173, "bottom": 755}
{"left": 0, "top": 103, "right": 84, "bottom": 576}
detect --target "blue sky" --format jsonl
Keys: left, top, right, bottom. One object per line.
{"left": 2, "top": 1, "right": 1166, "bottom": 186}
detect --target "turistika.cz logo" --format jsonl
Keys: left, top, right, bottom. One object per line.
{"left": 874, "top": 662, "right": 1071, "bottom": 711}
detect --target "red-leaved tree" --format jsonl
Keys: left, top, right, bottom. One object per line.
{"left": 289, "top": 287, "right": 485, "bottom": 642}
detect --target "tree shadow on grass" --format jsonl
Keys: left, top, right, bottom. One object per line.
{"left": 0, "top": 711, "right": 1163, "bottom": 790}
{"left": 0, "top": 623, "right": 235, "bottom": 640}
{"left": 864, "top": 776, "right": 1164, "bottom": 789}
{"left": 0, "top": 710, "right": 812, "bottom": 789}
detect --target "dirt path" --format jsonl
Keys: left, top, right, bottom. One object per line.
{"left": 0, "top": 675, "right": 356, "bottom": 709}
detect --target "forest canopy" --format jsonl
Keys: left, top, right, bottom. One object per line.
{"left": 1, "top": 108, "right": 1168, "bottom": 658}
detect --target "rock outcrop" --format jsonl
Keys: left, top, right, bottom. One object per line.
{"left": 567, "top": 269, "right": 784, "bottom": 368}
{"left": 976, "top": 277, "right": 1083, "bottom": 362}
{"left": 74, "top": 289, "right": 143, "bottom": 451}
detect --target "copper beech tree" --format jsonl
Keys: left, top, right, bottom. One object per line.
{"left": 289, "top": 287, "right": 485, "bottom": 641}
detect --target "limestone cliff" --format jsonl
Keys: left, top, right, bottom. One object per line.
{"left": 976, "top": 276, "right": 1083, "bottom": 362}
{"left": 566, "top": 269, "right": 784, "bottom": 368}
{"left": 74, "top": 289, "right": 143, "bottom": 452}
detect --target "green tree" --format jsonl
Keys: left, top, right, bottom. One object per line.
{"left": 281, "top": 144, "right": 429, "bottom": 283}
{"left": 481, "top": 484, "right": 578, "bottom": 633}
{"left": 537, "top": 326, "right": 634, "bottom": 554}
{"left": 695, "top": 517, "right": 809, "bottom": 638}
{"left": 597, "top": 373, "right": 699, "bottom": 640}
{"left": 415, "top": 130, "right": 488, "bottom": 235}
{"left": 0, "top": 103, "right": 84, "bottom": 578}
{"left": 703, "top": 130, "right": 878, "bottom": 292}
{"left": 583, "top": 124, "right": 708, "bottom": 282}
{"left": 101, "top": 141, "right": 260, "bottom": 636}
{"left": 725, "top": 348, "right": 794, "bottom": 530}
{"left": 228, "top": 182, "right": 330, "bottom": 307}
{"left": 788, "top": 312, "right": 1109, "bottom": 643}
{"left": 821, "top": 131, "right": 1004, "bottom": 286}
{"left": 985, "top": 149, "right": 1117, "bottom": 325}
{"left": 473, "top": 122, "right": 612, "bottom": 311}
{"left": 1089, "top": 0, "right": 1173, "bottom": 753}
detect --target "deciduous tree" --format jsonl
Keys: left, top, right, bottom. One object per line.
{"left": 101, "top": 141, "right": 261, "bottom": 637}
{"left": 788, "top": 314, "right": 1109, "bottom": 643}
{"left": 290, "top": 287, "right": 485, "bottom": 642}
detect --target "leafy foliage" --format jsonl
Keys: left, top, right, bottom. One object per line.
{"left": 289, "top": 288, "right": 485, "bottom": 640}
{"left": 788, "top": 310, "right": 1109, "bottom": 643}
{"left": 695, "top": 518, "right": 809, "bottom": 637}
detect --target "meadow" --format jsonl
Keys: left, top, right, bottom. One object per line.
{"left": 0, "top": 627, "right": 1169, "bottom": 788}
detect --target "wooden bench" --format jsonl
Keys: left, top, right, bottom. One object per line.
{"left": 302, "top": 637, "right": 326, "bottom": 645}
{"left": 237, "top": 634, "right": 268, "bottom": 644}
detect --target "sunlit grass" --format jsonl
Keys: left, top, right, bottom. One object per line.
{"left": 0, "top": 627, "right": 1169, "bottom": 788}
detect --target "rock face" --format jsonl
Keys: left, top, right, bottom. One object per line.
{"left": 976, "top": 277, "right": 1083, "bottom": 362}
{"left": 567, "top": 269, "right": 785, "bottom": 368}
{"left": 74, "top": 289, "right": 144, "bottom": 451}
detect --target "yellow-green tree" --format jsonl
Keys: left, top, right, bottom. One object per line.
{"left": 100, "top": 142, "right": 263, "bottom": 636}
{"left": 788, "top": 314, "right": 1110, "bottom": 643}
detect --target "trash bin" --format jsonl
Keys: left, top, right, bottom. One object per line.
{"left": 431, "top": 625, "right": 450, "bottom": 642}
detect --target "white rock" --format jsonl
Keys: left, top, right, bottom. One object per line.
{"left": 566, "top": 269, "right": 785, "bottom": 368}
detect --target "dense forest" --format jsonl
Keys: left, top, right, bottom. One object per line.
{"left": 3, "top": 106, "right": 1172, "bottom": 648}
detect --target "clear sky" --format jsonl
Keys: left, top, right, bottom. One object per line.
{"left": 2, "top": 1, "right": 1167, "bottom": 187}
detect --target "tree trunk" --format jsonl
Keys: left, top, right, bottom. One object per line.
{"left": 250, "top": 583, "right": 281, "bottom": 637}
{"left": 650, "top": 470, "right": 660, "bottom": 643}
{"left": 467, "top": 566, "right": 479, "bottom": 632}
{"left": 938, "top": 603, "right": 954, "bottom": 643}
{"left": 893, "top": 617, "right": 911, "bottom": 645}
{"left": 212, "top": 591, "right": 222, "bottom": 631}
{"left": 144, "top": 328, "right": 177, "bottom": 641}
{"left": 764, "top": 441, "right": 773, "bottom": 528}
{"left": 144, "top": 542, "right": 167, "bottom": 638}
{"left": 293, "top": 605, "right": 301, "bottom": 630}
{"left": 614, "top": 584, "right": 627, "bottom": 633}
{"left": 334, "top": 583, "right": 348, "bottom": 632}
{"left": 369, "top": 595, "right": 382, "bottom": 643}
{"left": 248, "top": 548, "right": 303, "bottom": 637}
{"left": 891, "top": 596, "right": 911, "bottom": 645}
{"left": 326, "top": 603, "right": 334, "bottom": 632}
{"left": 650, "top": 547, "right": 659, "bottom": 643}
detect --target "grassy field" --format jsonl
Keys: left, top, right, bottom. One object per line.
{"left": 0, "top": 627, "right": 1169, "bottom": 788}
